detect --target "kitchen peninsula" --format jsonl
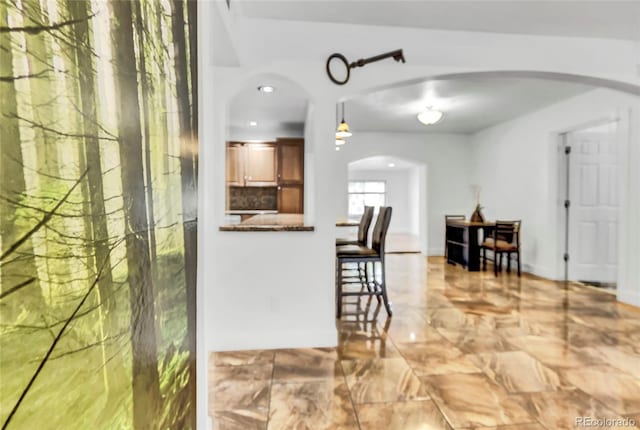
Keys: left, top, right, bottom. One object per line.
{"left": 219, "top": 213, "right": 314, "bottom": 231}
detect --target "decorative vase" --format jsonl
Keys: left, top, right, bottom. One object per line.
{"left": 470, "top": 204, "right": 484, "bottom": 222}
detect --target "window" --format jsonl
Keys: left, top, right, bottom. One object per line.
{"left": 348, "top": 181, "right": 386, "bottom": 218}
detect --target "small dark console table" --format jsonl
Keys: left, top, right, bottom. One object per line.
{"left": 445, "top": 220, "right": 494, "bottom": 271}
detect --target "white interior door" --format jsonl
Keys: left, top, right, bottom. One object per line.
{"left": 567, "top": 122, "right": 619, "bottom": 283}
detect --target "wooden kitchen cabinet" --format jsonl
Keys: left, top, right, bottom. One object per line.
{"left": 226, "top": 139, "right": 304, "bottom": 213}
{"left": 278, "top": 184, "right": 303, "bottom": 214}
{"left": 245, "top": 143, "right": 277, "bottom": 186}
{"left": 226, "top": 143, "right": 243, "bottom": 186}
{"left": 277, "top": 139, "right": 304, "bottom": 213}
{"left": 277, "top": 138, "right": 304, "bottom": 184}
{"left": 225, "top": 142, "right": 277, "bottom": 186}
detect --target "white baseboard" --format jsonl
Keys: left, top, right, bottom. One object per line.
{"left": 617, "top": 289, "right": 640, "bottom": 307}
{"left": 208, "top": 328, "right": 337, "bottom": 352}
{"left": 522, "top": 263, "right": 557, "bottom": 280}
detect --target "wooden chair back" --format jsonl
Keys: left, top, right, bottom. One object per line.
{"left": 357, "top": 206, "right": 375, "bottom": 245}
{"left": 445, "top": 214, "right": 466, "bottom": 221}
{"left": 494, "top": 220, "right": 521, "bottom": 244}
{"left": 372, "top": 207, "right": 393, "bottom": 256}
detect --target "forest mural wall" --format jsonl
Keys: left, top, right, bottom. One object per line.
{"left": 0, "top": 0, "right": 198, "bottom": 428}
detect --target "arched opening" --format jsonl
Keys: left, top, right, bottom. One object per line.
{"left": 335, "top": 70, "right": 640, "bottom": 299}
{"left": 223, "top": 74, "right": 311, "bottom": 225}
{"left": 346, "top": 155, "right": 428, "bottom": 254}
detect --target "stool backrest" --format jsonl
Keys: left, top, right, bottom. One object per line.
{"left": 372, "top": 207, "right": 393, "bottom": 256}
{"left": 358, "top": 206, "right": 375, "bottom": 245}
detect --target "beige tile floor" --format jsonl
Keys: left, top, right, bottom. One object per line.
{"left": 209, "top": 255, "right": 640, "bottom": 429}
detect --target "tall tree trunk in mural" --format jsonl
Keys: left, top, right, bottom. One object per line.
{"left": 187, "top": 0, "right": 198, "bottom": 180}
{"left": 0, "top": 3, "right": 43, "bottom": 313}
{"left": 109, "top": 1, "right": 162, "bottom": 428}
{"left": 68, "top": 0, "right": 115, "bottom": 331}
{"left": 171, "top": 2, "right": 197, "bottom": 425}
{"left": 154, "top": 3, "right": 171, "bottom": 178}
{"left": 22, "top": 0, "right": 58, "bottom": 174}
{"left": 133, "top": 1, "right": 158, "bottom": 269}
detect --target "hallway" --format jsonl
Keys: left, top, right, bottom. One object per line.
{"left": 209, "top": 255, "right": 640, "bottom": 429}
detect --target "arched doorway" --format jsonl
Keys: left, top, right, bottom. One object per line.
{"left": 347, "top": 155, "right": 428, "bottom": 254}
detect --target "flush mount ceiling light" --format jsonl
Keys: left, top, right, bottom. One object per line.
{"left": 249, "top": 121, "right": 258, "bottom": 127}
{"left": 417, "top": 107, "right": 443, "bottom": 125}
{"left": 388, "top": 163, "right": 395, "bottom": 167}
{"left": 335, "top": 146, "right": 341, "bottom": 151}
{"left": 257, "top": 85, "right": 275, "bottom": 93}
{"left": 336, "top": 102, "right": 352, "bottom": 138}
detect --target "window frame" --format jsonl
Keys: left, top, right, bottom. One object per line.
{"left": 347, "top": 180, "right": 387, "bottom": 219}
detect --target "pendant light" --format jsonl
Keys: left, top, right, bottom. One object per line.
{"left": 417, "top": 106, "right": 444, "bottom": 125}
{"left": 336, "top": 102, "right": 352, "bottom": 138}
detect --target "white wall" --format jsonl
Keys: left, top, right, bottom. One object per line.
{"left": 338, "top": 133, "right": 473, "bottom": 255}
{"left": 348, "top": 168, "right": 413, "bottom": 233}
{"left": 470, "top": 88, "right": 640, "bottom": 306}
{"left": 408, "top": 168, "right": 421, "bottom": 235}
{"left": 228, "top": 124, "right": 303, "bottom": 141}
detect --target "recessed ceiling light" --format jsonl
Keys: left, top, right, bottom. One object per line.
{"left": 417, "top": 107, "right": 444, "bottom": 125}
{"left": 388, "top": 163, "right": 395, "bottom": 168}
{"left": 249, "top": 121, "right": 258, "bottom": 127}
{"left": 335, "top": 146, "right": 341, "bottom": 151}
{"left": 257, "top": 85, "right": 275, "bottom": 93}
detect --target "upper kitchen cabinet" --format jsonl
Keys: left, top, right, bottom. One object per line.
{"left": 226, "top": 143, "right": 244, "bottom": 186}
{"left": 245, "top": 143, "right": 278, "bottom": 186}
{"left": 277, "top": 138, "right": 304, "bottom": 184}
{"left": 225, "top": 142, "right": 278, "bottom": 187}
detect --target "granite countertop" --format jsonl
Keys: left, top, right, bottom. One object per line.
{"left": 336, "top": 218, "right": 359, "bottom": 227}
{"left": 219, "top": 214, "right": 314, "bottom": 232}
{"left": 225, "top": 210, "right": 278, "bottom": 214}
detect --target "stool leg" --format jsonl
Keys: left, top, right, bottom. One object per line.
{"left": 494, "top": 250, "right": 498, "bottom": 276}
{"left": 379, "top": 259, "right": 392, "bottom": 316}
{"left": 517, "top": 251, "right": 521, "bottom": 277}
{"left": 336, "top": 258, "right": 343, "bottom": 318}
{"left": 507, "top": 252, "right": 511, "bottom": 273}
{"left": 371, "top": 261, "right": 381, "bottom": 304}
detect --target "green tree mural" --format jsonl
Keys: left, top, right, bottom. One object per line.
{"left": 0, "top": 1, "right": 198, "bottom": 428}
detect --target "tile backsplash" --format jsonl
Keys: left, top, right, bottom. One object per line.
{"left": 228, "top": 186, "right": 278, "bottom": 210}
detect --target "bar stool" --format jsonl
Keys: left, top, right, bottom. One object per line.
{"left": 336, "top": 207, "right": 393, "bottom": 318}
{"left": 336, "top": 206, "right": 374, "bottom": 246}
{"left": 337, "top": 206, "right": 374, "bottom": 287}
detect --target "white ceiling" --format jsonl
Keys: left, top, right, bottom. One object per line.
{"left": 227, "top": 74, "right": 598, "bottom": 136}
{"left": 349, "top": 155, "right": 420, "bottom": 171}
{"left": 237, "top": 0, "right": 640, "bottom": 41}
{"left": 229, "top": 75, "right": 308, "bottom": 135}
{"left": 345, "top": 77, "right": 594, "bottom": 134}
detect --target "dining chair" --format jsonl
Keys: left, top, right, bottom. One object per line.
{"left": 336, "top": 207, "right": 393, "bottom": 318}
{"left": 481, "top": 220, "right": 521, "bottom": 276}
